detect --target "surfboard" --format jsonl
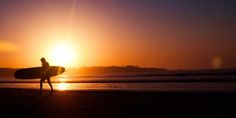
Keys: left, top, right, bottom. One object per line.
{"left": 14, "top": 66, "right": 65, "bottom": 79}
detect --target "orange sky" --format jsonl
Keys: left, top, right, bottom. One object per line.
{"left": 0, "top": 0, "right": 236, "bottom": 69}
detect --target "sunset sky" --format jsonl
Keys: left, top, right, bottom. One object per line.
{"left": 0, "top": 0, "right": 235, "bottom": 69}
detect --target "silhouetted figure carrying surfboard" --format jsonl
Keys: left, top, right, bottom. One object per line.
{"left": 40, "top": 57, "right": 53, "bottom": 93}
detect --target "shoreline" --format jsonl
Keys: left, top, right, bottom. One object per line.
{"left": 0, "top": 88, "right": 236, "bottom": 118}
{"left": 1, "top": 82, "right": 236, "bottom": 92}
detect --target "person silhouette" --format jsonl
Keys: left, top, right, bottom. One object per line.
{"left": 40, "top": 57, "right": 53, "bottom": 93}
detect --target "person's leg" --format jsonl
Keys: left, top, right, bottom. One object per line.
{"left": 40, "top": 78, "right": 45, "bottom": 93}
{"left": 47, "top": 77, "right": 53, "bottom": 92}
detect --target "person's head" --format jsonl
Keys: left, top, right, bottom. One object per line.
{"left": 40, "top": 57, "right": 46, "bottom": 62}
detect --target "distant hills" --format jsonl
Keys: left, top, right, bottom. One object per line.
{"left": 67, "top": 66, "right": 236, "bottom": 77}
{"left": 0, "top": 65, "right": 236, "bottom": 77}
{"left": 67, "top": 65, "right": 166, "bottom": 74}
{"left": 0, "top": 68, "right": 16, "bottom": 77}
{"left": 0, "top": 65, "right": 165, "bottom": 77}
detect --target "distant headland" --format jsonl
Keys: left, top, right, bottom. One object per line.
{"left": 0, "top": 65, "right": 236, "bottom": 77}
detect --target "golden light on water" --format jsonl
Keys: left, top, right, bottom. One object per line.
{"left": 59, "top": 78, "right": 67, "bottom": 82}
{"left": 57, "top": 83, "right": 69, "bottom": 91}
{"left": 57, "top": 77, "right": 69, "bottom": 90}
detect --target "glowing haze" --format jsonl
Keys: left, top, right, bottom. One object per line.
{"left": 0, "top": 0, "right": 236, "bottom": 69}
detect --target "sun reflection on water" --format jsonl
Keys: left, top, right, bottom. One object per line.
{"left": 59, "top": 78, "right": 67, "bottom": 82}
{"left": 57, "top": 83, "right": 69, "bottom": 90}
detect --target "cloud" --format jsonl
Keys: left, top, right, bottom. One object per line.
{"left": 0, "top": 40, "right": 19, "bottom": 53}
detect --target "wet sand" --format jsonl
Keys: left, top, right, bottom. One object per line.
{"left": 0, "top": 89, "right": 236, "bottom": 118}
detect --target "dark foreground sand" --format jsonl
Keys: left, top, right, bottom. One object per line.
{"left": 0, "top": 89, "right": 236, "bottom": 118}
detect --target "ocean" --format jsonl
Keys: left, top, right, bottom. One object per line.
{"left": 0, "top": 72, "right": 236, "bottom": 92}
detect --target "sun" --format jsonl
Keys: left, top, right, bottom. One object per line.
{"left": 48, "top": 41, "right": 77, "bottom": 67}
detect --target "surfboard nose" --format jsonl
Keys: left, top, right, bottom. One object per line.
{"left": 57, "top": 67, "right": 65, "bottom": 74}
{"left": 14, "top": 70, "right": 20, "bottom": 78}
